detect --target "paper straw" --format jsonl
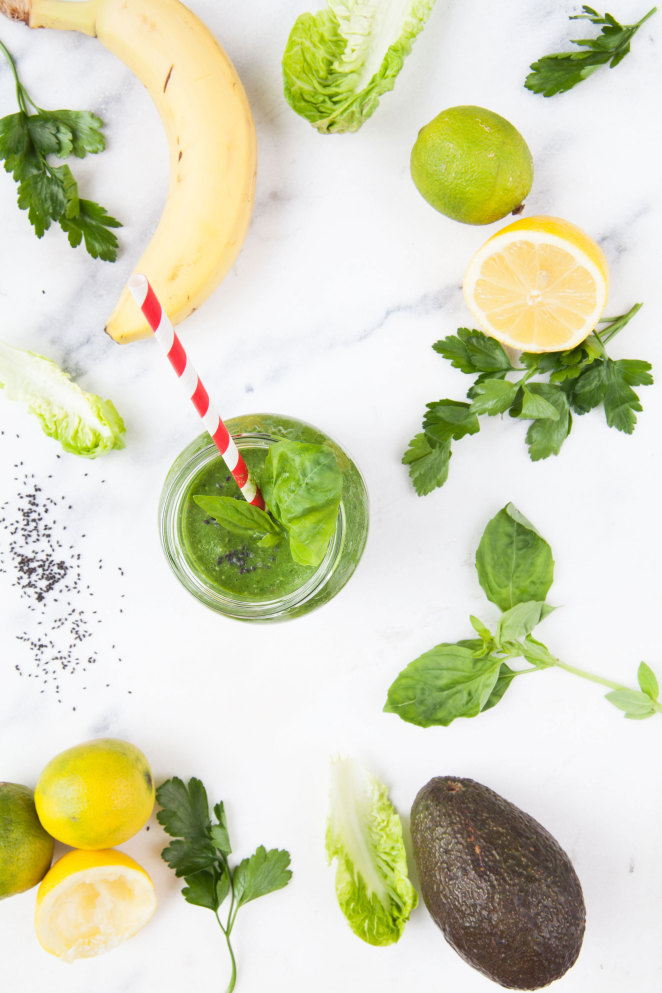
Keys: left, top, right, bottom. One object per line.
{"left": 128, "top": 274, "right": 265, "bottom": 509}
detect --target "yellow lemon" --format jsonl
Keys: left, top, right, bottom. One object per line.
{"left": 0, "top": 783, "right": 54, "bottom": 899}
{"left": 35, "top": 848, "right": 157, "bottom": 961}
{"left": 463, "top": 215, "right": 609, "bottom": 352}
{"left": 35, "top": 738, "right": 155, "bottom": 850}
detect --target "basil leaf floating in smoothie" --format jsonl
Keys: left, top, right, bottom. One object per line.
{"left": 385, "top": 503, "right": 662, "bottom": 726}
{"left": 261, "top": 440, "right": 343, "bottom": 567}
{"left": 193, "top": 495, "right": 284, "bottom": 545}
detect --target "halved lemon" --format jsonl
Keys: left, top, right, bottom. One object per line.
{"left": 35, "top": 848, "right": 156, "bottom": 961}
{"left": 463, "top": 216, "right": 609, "bottom": 352}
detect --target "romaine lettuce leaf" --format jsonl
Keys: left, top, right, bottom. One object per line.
{"left": 0, "top": 340, "right": 125, "bottom": 458}
{"left": 283, "top": 0, "right": 438, "bottom": 133}
{"left": 326, "top": 757, "right": 417, "bottom": 945}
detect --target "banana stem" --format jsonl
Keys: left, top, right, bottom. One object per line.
{"left": 0, "top": 0, "right": 102, "bottom": 35}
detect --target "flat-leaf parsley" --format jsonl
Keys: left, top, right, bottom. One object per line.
{"left": 403, "top": 304, "right": 652, "bottom": 496}
{"left": 0, "top": 38, "right": 121, "bottom": 260}
{"left": 156, "top": 776, "right": 292, "bottom": 993}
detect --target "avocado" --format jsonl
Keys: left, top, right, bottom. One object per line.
{"left": 411, "top": 777, "right": 585, "bottom": 990}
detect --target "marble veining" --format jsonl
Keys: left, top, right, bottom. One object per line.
{"left": 1, "top": 1, "right": 661, "bottom": 991}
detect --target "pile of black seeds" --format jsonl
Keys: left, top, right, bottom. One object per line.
{"left": 0, "top": 446, "right": 125, "bottom": 705}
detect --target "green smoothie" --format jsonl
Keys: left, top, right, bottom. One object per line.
{"left": 159, "top": 414, "right": 369, "bottom": 621}
{"left": 181, "top": 447, "right": 316, "bottom": 599}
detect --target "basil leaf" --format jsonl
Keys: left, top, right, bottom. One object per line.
{"left": 521, "top": 634, "right": 558, "bottom": 669}
{"left": 383, "top": 644, "right": 502, "bottom": 727}
{"left": 496, "top": 601, "right": 554, "bottom": 643}
{"left": 637, "top": 661, "right": 659, "bottom": 701}
{"left": 475, "top": 503, "right": 554, "bottom": 611}
{"left": 193, "top": 495, "right": 282, "bottom": 541}
{"left": 261, "top": 440, "right": 342, "bottom": 567}
{"left": 481, "top": 663, "right": 517, "bottom": 712}
{"left": 605, "top": 689, "right": 657, "bottom": 720}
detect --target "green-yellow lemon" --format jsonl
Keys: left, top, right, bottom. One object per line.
{"left": 410, "top": 105, "right": 534, "bottom": 225}
{"left": 35, "top": 738, "right": 155, "bottom": 850}
{"left": 0, "top": 782, "right": 54, "bottom": 899}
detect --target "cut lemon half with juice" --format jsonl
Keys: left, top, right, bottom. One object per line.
{"left": 35, "top": 848, "right": 156, "bottom": 961}
{"left": 463, "top": 216, "right": 609, "bottom": 352}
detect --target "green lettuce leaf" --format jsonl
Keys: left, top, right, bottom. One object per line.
{"left": 0, "top": 340, "right": 125, "bottom": 457}
{"left": 325, "top": 757, "right": 417, "bottom": 945}
{"left": 283, "top": 0, "right": 438, "bottom": 133}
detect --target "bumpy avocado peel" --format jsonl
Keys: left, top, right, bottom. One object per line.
{"left": 411, "top": 777, "right": 585, "bottom": 990}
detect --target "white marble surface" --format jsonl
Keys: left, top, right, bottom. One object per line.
{"left": 1, "top": 0, "right": 661, "bottom": 989}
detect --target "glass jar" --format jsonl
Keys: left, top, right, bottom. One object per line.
{"left": 158, "top": 413, "right": 369, "bottom": 621}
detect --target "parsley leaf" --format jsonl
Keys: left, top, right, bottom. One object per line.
{"left": 0, "top": 39, "right": 121, "bottom": 260}
{"left": 401, "top": 433, "right": 450, "bottom": 495}
{"left": 525, "top": 6, "right": 657, "bottom": 97}
{"left": 404, "top": 304, "right": 651, "bottom": 495}
{"left": 156, "top": 777, "right": 292, "bottom": 993}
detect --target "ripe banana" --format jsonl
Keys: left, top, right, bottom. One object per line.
{"left": 2, "top": 0, "right": 256, "bottom": 343}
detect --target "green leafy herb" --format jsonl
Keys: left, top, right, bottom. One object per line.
{"left": 325, "top": 757, "right": 417, "bottom": 944}
{"left": 525, "top": 5, "right": 657, "bottom": 97}
{"left": 0, "top": 39, "right": 121, "bottom": 260}
{"left": 193, "top": 495, "right": 284, "bottom": 547}
{"left": 156, "top": 777, "right": 292, "bottom": 993}
{"left": 0, "top": 339, "right": 125, "bottom": 457}
{"left": 404, "top": 305, "right": 652, "bottom": 495}
{"left": 261, "top": 439, "right": 343, "bottom": 567}
{"left": 384, "top": 502, "right": 662, "bottom": 726}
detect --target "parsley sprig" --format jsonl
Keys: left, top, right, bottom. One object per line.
{"left": 525, "top": 5, "right": 657, "bottom": 96}
{"left": 0, "top": 39, "right": 121, "bottom": 260}
{"left": 156, "top": 777, "right": 292, "bottom": 993}
{"left": 385, "top": 504, "right": 662, "bottom": 727}
{"left": 403, "top": 304, "right": 652, "bottom": 496}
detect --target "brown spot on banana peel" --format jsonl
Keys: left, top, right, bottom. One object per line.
{"left": 163, "top": 63, "right": 174, "bottom": 91}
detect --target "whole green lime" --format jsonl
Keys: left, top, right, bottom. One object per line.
{"left": 0, "top": 782, "right": 54, "bottom": 899}
{"left": 410, "top": 105, "right": 534, "bottom": 225}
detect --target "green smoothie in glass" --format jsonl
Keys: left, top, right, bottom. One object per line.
{"left": 159, "top": 414, "right": 369, "bottom": 620}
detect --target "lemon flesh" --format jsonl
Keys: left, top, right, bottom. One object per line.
{"left": 411, "top": 105, "right": 533, "bottom": 225}
{"left": 35, "top": 738, "right": 155, "bottom": 850}
{"left": 463, "top": 216, "right": 609, "bottom": 352}
{"left": 0, "top": 783, "right": 54, "bottom": 899}
{"left": 35, "top": 848, "right": 156, "bottom": 961}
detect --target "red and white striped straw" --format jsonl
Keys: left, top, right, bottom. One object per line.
{"left": 128, "top": 274, "right": 264, "bottom": 509}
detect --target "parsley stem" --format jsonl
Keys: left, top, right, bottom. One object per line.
{"left": 214, "top": 908, "right": 238, "bottom": 993}
{"left": 596, "top": 303, "right": 644, "bottom": 344}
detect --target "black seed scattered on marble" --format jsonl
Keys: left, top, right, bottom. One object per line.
{"left": 1, "top": 451, "right": 126, "bottom": 701}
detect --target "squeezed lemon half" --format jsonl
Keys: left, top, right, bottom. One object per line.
{"left": 463, "top": 216, "right": 609, "bottom": 352}
{"left": 34, "top": 848, "right": 156, "bottom": 961}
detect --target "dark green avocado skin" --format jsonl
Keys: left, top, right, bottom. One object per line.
{"left": 411, "top": 777, "right": 585, "bottom": 990}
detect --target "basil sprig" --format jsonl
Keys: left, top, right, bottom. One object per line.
{"left": 195, "top": 439, "right": 343, "bottom": 568}
{"left": 385, "top": 504, "right": 662, "bottom": 726}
